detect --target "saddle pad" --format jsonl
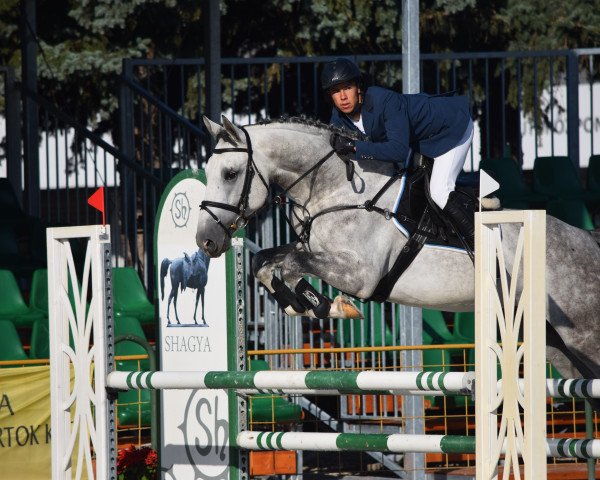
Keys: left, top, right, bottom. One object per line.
{"left": 391, "top": 174, "right": 468, "bottom": 253}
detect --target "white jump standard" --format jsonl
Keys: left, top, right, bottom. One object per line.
{"left": 48, "top": 211, "right": 600, "bottom": 480}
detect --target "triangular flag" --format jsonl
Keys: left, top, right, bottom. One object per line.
{"left": 479, "top": 169, "right": 500, "bottom": 200}
{"left": 88, "top": 186, "right": 106, "bottom": 225}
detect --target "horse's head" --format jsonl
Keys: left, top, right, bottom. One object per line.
{"left": 196, "top": 116, "right": 270, "bottom": 257}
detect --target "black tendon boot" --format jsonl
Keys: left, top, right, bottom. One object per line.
{"left": 294, "top": 278, "right": 331, "bottom": 319}
{"left": 270, "top": 276, "right": 306, "bottom": 313}
{"left": 442, "top": 191, "right": 475, "bottom": 252}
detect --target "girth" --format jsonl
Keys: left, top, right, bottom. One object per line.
{"left": 366, "top": 159, "right": 475, "bottom": 303}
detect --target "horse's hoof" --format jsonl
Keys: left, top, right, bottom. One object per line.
{"left": 330, "top": 295, "right": 363, "bottom": 319}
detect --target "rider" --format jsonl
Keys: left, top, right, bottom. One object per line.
{"left": 322, "top": 58, "right": 475, "bottom": 251}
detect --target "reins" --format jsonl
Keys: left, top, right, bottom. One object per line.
{"left": 200, "top": 124, "right": 409, "bottom": 248}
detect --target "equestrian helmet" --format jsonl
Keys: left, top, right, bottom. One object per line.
{"left": 321, "top": 58, "right": 361, "bottom": 91}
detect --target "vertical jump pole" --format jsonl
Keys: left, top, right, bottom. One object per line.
{"left": 48, "top": 225, "right": 116, "bottom": 480}
{"left": 475, "top": 211, "right": 546, "bottom": 479}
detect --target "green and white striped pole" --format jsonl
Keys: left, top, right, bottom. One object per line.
{"left": 237, "top": 431, "right": 600, "bottom": 459}
{"left": 108, "top": 370, "right": 600, "bottom": 399}
{"left": 107, "top": 370, "right": 474, "bottom": 396}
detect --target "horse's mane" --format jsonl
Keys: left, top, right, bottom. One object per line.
{"left": 254, "top": 115, "right": 366, "bottom": 141}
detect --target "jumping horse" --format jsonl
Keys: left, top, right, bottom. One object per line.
{"left": 196, "top": 115, "right": 600, "bottom": 386}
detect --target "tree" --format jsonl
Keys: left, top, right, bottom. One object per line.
{"left": 2, "top": 0, "right": 600, "bottom": 156}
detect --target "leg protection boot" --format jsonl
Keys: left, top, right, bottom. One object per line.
{"left": 294, "top": 278, "right": 331, "bottom": 319}
{"left": 442, "top": 191, "right": 475, "bottom": 252}
{"left": 271, "top": 276, "right": 306, "bottom": 313}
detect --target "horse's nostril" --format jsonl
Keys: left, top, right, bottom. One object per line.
{"left": 203, "top": 239, "right": 215, "bottom": 253}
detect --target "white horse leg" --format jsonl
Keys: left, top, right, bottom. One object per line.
{"left": 279, "top": 250, "right": 375, "bottom": 319}
{"left": 252, "top": 243, "right": 309, "bottom": 316}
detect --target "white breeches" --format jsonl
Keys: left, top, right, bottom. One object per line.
{"left": 430, "top": 119, "right": 474, "bottom": 209}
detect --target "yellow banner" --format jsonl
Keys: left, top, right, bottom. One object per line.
{"left": 0, "top": 365, "right": 51, "bottom": 480}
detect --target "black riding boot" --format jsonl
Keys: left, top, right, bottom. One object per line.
{"left": 443, "top": 191, "right": 475, "bottom": 252}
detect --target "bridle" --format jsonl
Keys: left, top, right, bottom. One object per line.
{"left": 200, "top": 124, "right": 403, "bottom": 248}
{"left": 200, "top": 125, "right": 342, "bottom": 240}
{"left": 199, "top": 127, "right": 269, "bottom": 238}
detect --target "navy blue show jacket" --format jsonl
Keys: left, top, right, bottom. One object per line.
{"left": 329, "top": 86, "right": 471, "bottom": 164}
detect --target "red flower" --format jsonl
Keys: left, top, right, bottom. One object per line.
{"left": 116, "top": 445, "right": 158, "bottom": 479}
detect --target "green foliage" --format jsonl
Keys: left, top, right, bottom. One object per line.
{"left": 2, "top": 0, "right": 600, "bottom": 137}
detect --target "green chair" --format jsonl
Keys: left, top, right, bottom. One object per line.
{"left": 29, "top": 318, "right": 50, "bottom": 359}
{"left": 248, "top": 359, "right": 303, "bottom": 423}
{"left": 0, "top": 269, "right": 46, "bottom": 328}
{"left": 422, "top": 309, "right": 457, "bottom": 345}
{"left": 112, "top": 267, "right": 155, "bottom": 325}
{"left": 29, "top": 268, "right": 85, "bottom": 316}
{"left": 533, "top": 156, "right": 591, "bottom": 201}
{"left": 586, "top": 154, "right": 600, "bottom": 218}
{"left": 480, "top": 158, "right": 547, "bottom": 209}
{"left": 587, "top": 155, "right": 600, "bottom": 194}
{"left": 115, "top": 316, "right": 152, "bottom": 371}
{"left": 0, "top": 320, "right": 29, "bottom": 363}
{"left": 546, "top": 199, "right": 595, "bottom": 230}
{"left": 115, "top": 316, "right": 152, "bottom": 427}
{"left": 29, "top": 268, "right": 49, "bottom": 315}
{"left": 453, "top": 311, "right": 475, "bottom": 343}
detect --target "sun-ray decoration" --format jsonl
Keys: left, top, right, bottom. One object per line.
{"left": 48, "top": 226, "right": 116, "bottom": 480}
{"left": 475, "top": 211, "right": 547, "bottom": 480}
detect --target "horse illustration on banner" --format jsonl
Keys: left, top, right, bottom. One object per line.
{"left": 160, "top": 249, "right": 211, "bottom": 326}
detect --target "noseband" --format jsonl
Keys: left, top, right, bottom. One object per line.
{"left": 200, "top": 126, "right": 269, "bottom": 238}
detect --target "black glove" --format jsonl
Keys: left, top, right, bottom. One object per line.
{"left": 330, "top": 133, "right": 355, "bottom": 155}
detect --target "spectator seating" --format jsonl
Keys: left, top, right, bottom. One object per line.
{"left": 453, "top": 311, "right": 475, "bottom": 343}
{"left": 0, "top": 269, "right": 46, "bottom": 328}
{"left": 587, "top": 155, "right": 600, "bottom": 196}
{"left": 29, "top": 268, "right": 49, "bottom": 316}
{"left": 479, "top": 158, "right": 547, "bottom": 209}
{"left": 586, "top": 154, "right": 600, "bottom": 219}
{"left": 422, "top": 308, "right": 470, "bottom": 345}
{"left": 546, "top": 198, "right": 595, "bottom": 230}
{"left": 29, "top": 268, "right": 83, "bottom": 316}
{"left": 533, "top": 156, "right": 594, "bottom": 201}
{"left": 0, "top": 320, "right": 29, "bottom": 362}
{"left": 29, "top": 318, "right": 50, "bottom": 359}
{"left": 112, "top": 267, "right": 155, "bottom": 326}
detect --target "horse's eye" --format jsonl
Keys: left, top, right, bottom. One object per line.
{"left": 224, "top": 170, "right": 238, "bottom": 181}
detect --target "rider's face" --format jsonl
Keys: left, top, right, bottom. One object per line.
{"left": 329, "top": 82, "right": 361, "bottom": 115}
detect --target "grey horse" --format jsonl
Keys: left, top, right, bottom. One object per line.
{"left": 196, "top": 115, "right": 600, "bottom": 384}
{"left": 160, "top": 249, "right": 210, "bottom": 325}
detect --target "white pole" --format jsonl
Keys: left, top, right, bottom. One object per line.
{"left": 475, "top": 211, "right": 547, "bottom": 480}
{"left": 48, "top": 225, "right": 114, "bottom": 480}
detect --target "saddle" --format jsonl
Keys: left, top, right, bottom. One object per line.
{"left": 367, "top": 155, "right": 479, "bottom": 302}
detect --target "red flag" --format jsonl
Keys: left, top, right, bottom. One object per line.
{"left": 88, "top": 186, "right": 106, "bottom": 225}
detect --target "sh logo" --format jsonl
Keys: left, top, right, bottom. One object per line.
{"left": 181, "top": 391, "right": 229, "bottom": 479}
{"left": 171, "top": 192, "right": 191, "bottom": 228}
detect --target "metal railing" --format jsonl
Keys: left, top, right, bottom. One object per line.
{"left": 2, "top": 48, "right": 599, "bottom": 294}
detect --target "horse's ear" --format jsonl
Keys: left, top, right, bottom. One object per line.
{"left": 203, "top": 116, "right": 223, "bottom": 144}
{"left": 221, "top": 115, "right": 246, "bottom": 145}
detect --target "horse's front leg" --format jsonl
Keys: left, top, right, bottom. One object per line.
{"left": 252, "top": 243, "right": 308, "bottom": 315}
{"left": 279, "top": 250, "right": 369, "bottom": 319}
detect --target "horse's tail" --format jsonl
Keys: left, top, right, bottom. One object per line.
{"left": 160, "top": 258, "right": 172, "bottom": 300}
